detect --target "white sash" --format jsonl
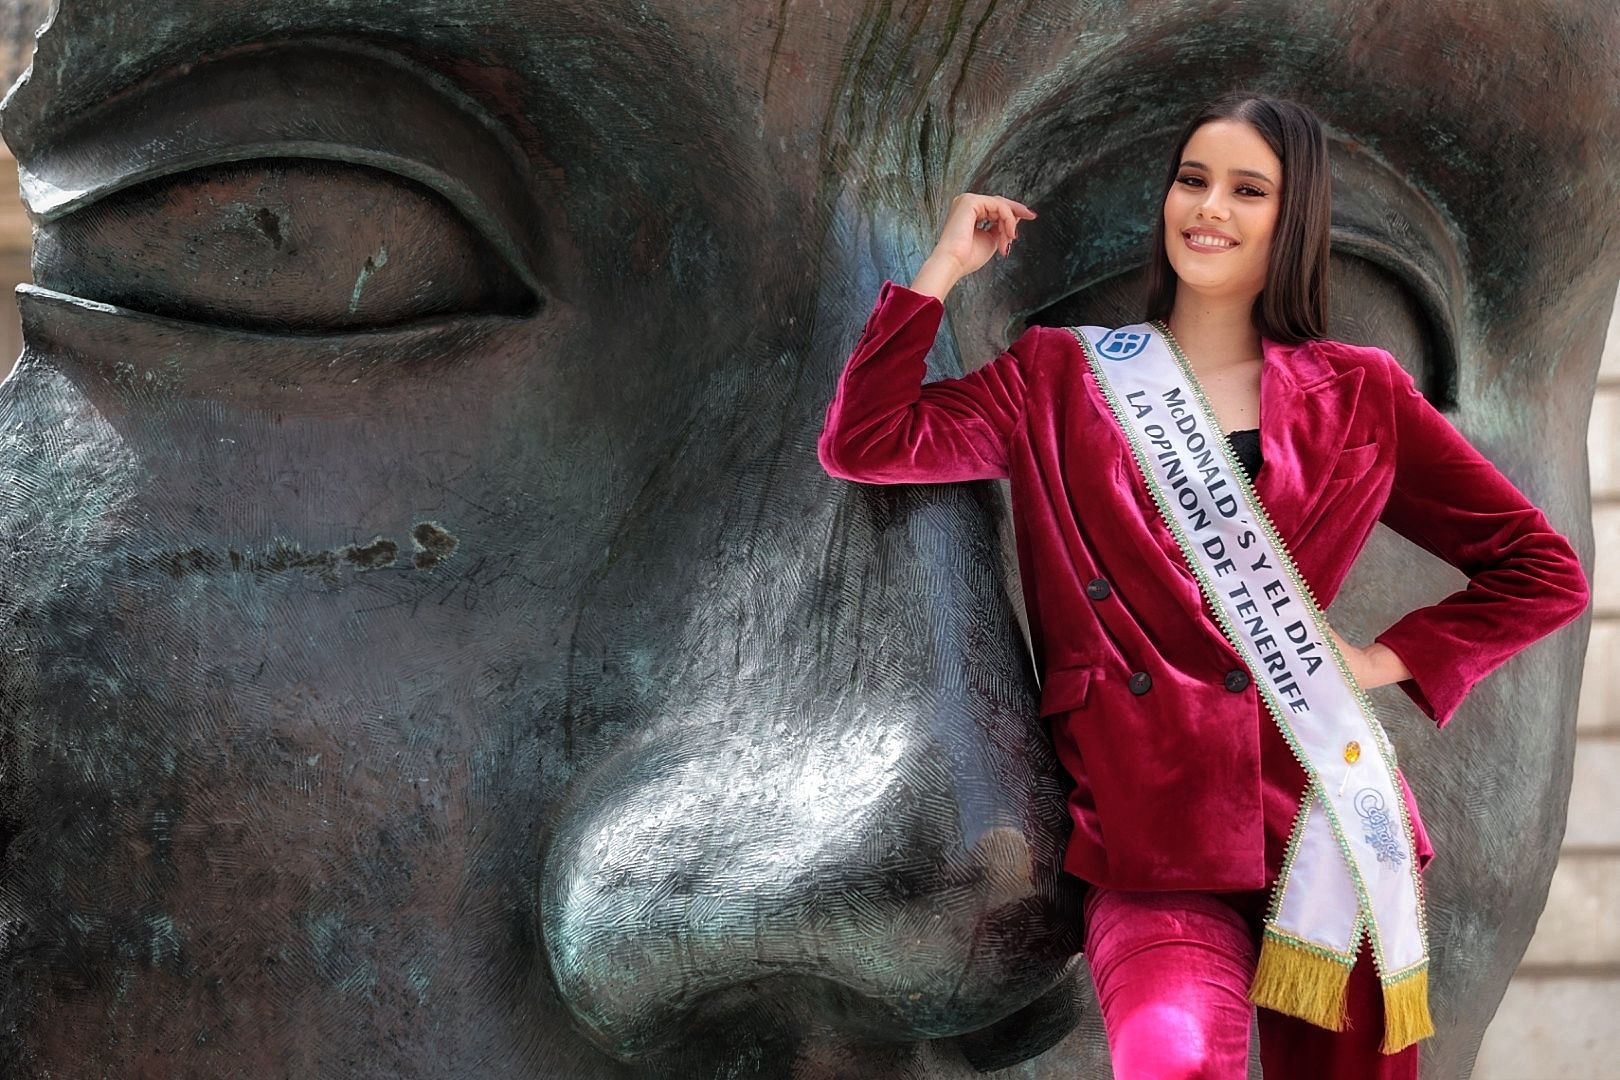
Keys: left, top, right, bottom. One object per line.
{"left": 1070, "top": 321, "right": 1433, "bottom": 1054}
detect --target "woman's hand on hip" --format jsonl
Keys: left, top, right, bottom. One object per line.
{"left": 1327, "top": 625, "right": 1413, "bottom": 691}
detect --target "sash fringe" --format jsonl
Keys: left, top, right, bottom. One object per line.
{"left": 1380, "top": 968, "right": 1435, "bottom": 1055}
{"left": 1248, "top": 935, "right": 1350, "bottom": 1033}
{"left": 1249, "top": 937, "right": 1435, "bottom": 1054}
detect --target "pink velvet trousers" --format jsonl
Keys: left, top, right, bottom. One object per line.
{"left": 1083, "top": 886, "right": 1419, "bottom": 1080}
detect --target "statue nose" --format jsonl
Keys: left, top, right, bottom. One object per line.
{"left": 539, "top": 698, "right": 1080, "bottom": 1062}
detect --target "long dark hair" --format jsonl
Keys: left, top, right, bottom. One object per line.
{"left": 1142, "top": 92, "right": 1331, "bottom": 344}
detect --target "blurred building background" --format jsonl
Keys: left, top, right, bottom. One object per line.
{"left": 0, "top": 33, "right": 1612, "bottom": 1080}
{"left": 0, "top": 0, "right": 38, "bottom": 362}
{"left": 1470, "top": 286, "right": 1620, "bottom": 1078}
{"left": 0, "top": 144, "right": 24, "bottom": 363}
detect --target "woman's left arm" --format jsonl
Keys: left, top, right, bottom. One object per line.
{"left": 1355, "top": 351, "right": 1590, "bottom": 727}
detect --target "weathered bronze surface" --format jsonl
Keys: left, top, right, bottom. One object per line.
{"left": 0, "top": 2, "right": 1613, "bottom": 1077}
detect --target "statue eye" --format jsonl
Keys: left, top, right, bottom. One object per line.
{"left": 30, "top": 157, "right": 537, "bottom": 333}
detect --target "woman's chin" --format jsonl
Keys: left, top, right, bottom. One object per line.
{"left": 1169, "top": 270, "right": 1261, "bottom": 300}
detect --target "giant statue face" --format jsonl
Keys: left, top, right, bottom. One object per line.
{"left": 0, "top": 2, "right": 1613, "bottom": 1077}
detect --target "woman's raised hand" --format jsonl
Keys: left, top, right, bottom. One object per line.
{"left": 909, "top": 193, "right": 1037, "bottom": 301}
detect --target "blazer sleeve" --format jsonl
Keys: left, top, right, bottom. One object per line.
{"left": 1370, "top": 351, "right": 1590, "bottom": 728}
{"left": 817, "top": 279, "right": 1036, "bottom": 484}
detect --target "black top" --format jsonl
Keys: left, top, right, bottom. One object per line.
{"left": 1226, "top": 428, "right": 1262, "bottom": 481}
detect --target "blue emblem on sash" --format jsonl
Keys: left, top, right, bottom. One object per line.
{"left": 1096, "top": 328, "right": 1151, "bottom": 361}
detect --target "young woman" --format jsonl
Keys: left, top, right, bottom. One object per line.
{"left": 817, "top": 93, "right": 1589, "bottom": 1080}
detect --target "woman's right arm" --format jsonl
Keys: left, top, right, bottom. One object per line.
{"left": 817, "top": 194, "right": 1039, "bottom": 485}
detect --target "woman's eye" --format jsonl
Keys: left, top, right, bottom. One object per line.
{"left": 1237, "top": 186, "right": 1266, "bottom": 197}
{"left": 30, "top": 157, "right": 538, "bottom": 333}
{"left": 1176, "top": 175, "right": 1204, "bottom": 187}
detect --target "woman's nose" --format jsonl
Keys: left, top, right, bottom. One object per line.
{"left": 1197, "top": 189, "right": 1231, "bottom": 219}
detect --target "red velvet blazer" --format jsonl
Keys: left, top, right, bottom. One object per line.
{"left": 818, "top": 280, "right": 1590, "bottom": 893}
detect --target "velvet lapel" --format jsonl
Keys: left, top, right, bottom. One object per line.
{"left": 1252, "top": 336, "right": 1362, "bottom": 538}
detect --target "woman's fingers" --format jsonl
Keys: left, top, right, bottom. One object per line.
{"left": 965, "top": 193, "right": 1033, "bottom": 226}
{"left": 945, "top": 192, "right": 1035, "bottom": 266}
{"left": 970, "top": 196, "right": 1000, "bottom": 230}
{"left": 977, "top": 208, "right": 1005, "bottom": 257}
{"left": 998, "top": 198, "right": 1037, "bottom": 248}
{"left": 969, "top": 199, "right": 1016, "bottom": 257}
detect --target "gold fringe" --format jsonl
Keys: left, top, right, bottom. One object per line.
{"left": 1381, "top": 968, "right": 1435, "bottom": 1055}
{"left": 1248, "top": 936, "right": 1351, "bottom": 1032}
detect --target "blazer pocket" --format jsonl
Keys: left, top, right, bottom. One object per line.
{"left": 1327, "top": 440, "right": 1379, "bottom": 482}
{"left": 1296, "top": 441, "right": 1381, "bottom": 536}
{"left": 1038, "top": 664, "right": 1098, "bottom": 716}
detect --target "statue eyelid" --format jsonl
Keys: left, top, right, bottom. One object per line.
{"left": 10, "top": 41, "right": 549, "bottom": 303}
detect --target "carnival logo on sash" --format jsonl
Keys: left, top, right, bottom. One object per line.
{"left": 1355, "top": 789, "right": 1407, "bottom": 868}
{"left": 1095, "top": 328, "right": 1150, "bottom": 361}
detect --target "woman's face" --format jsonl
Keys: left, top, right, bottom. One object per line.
{"left": 1162, "top": 118, "right": 1283, "bottom": 304}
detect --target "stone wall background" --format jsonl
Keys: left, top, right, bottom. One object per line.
{"left": 0, "top": 72, "right": 1611, "bottom": 1080}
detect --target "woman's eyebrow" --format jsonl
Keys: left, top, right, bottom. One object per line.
{"left": 1178, "top": 159, "right": 1276, "bottom": 184}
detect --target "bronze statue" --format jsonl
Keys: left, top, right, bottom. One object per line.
{"left": 0, "top": 2, "right": 1612, "bottom": 1076}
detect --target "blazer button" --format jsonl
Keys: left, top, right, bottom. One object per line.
{"left": 1085, "top": 577, "right": 1112, "bottom": 601}
{"left": 1224, "top": 669, "right": 1252, "bottom": 693}
{"left": 1128, "top": 671, "right": 1153, "bottom": 695}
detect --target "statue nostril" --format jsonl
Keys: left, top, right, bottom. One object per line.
{"left": 539, "top": 703, "right": 1077, "bottom": 1062}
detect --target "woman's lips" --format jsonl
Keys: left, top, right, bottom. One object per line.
{"left": 1183, "top": 231, "right": 1239, "bottom": 253}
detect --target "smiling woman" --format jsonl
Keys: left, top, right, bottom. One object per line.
{"left": 819, "top": 92, "right": 1590, "bottom": 1078}
{"left": 1147, "top": 107, "right": 1331, "bottom": 346}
